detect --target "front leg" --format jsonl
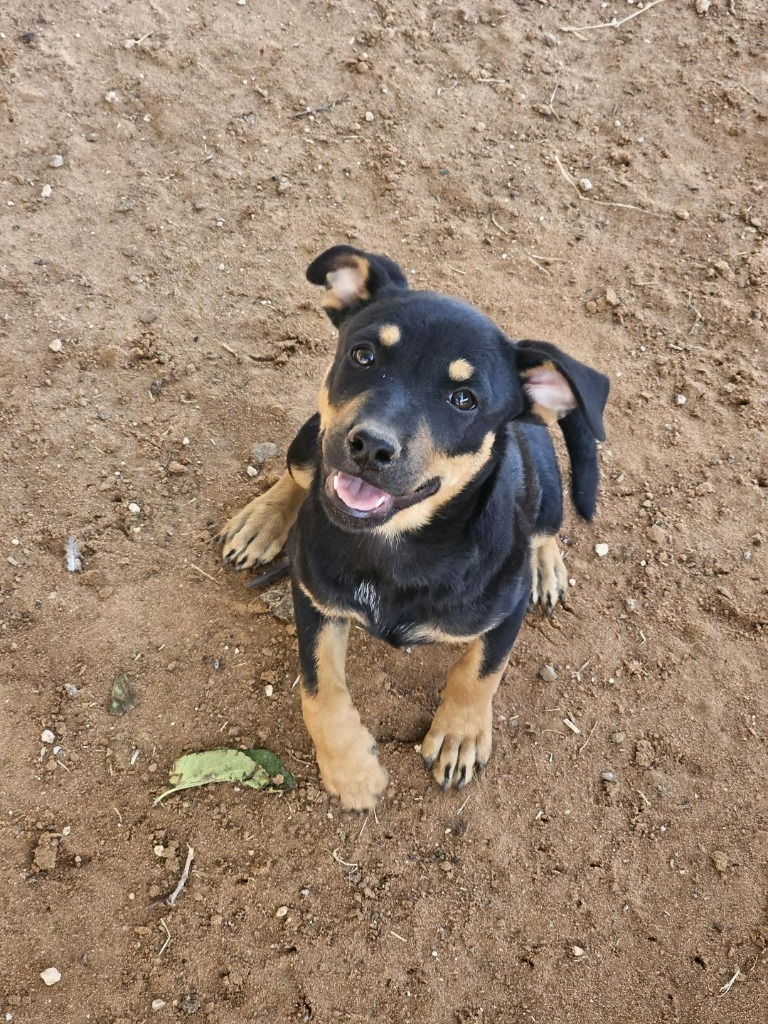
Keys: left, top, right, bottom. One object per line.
{"left": 219, "top": 414, "right": 319, "bottom": 569}
{"left": 292, "top": 580, "right": 388, "bottom": 810}
{"left": 422, "top": 597, "right": 528, "bottom": 791}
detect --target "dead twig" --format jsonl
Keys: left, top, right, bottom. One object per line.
{"left": 577, "top": 718, "right": 599, "bottom": 755}
{"left": 719, "top": 967, "right": 744, "bottom": 996}
{"left": 167, "top": 845, "right": 195, "bottom": 907}
{"left": 331, "top": 848, "right": 358, "bottom": 869}
{"left": 189, "top": 563, "right": 221, "bottom": 586}
{"left": 561, "top": 0, "right": 667, "bottom": 35}
{"left": 158, "top": 917, "right": 172, "bottom": 957}
{"left": 290, "top": 100, "right": 341, "bottom": 119}
{"left": 553, "top": 154, "right": 657, "bottom": 215}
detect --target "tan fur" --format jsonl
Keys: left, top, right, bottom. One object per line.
{"left": 318, "top": 371, "right": 366, "bottom": 434}
{"left": 421, "top": 637, "right": 509, "bottom": 788}
{"left": 298, "top": 582, "right": 368, "bottom": 628}
{"left": 301, "top": 620, "right": 388, "bottom": 810}
{"left": 376, "top": 430, "right": 495, "bottom": 539}
{"left": 530, "top": 533, "right": 568, "bottom": 610}
{"left": 448, "top": 358, "right": 475, "bottom": 382}
{"left": 379, "top": 324, "right": 401, "bottom": 346}
{"left": 220, "top": 470, "right": 308, "bottom": 569}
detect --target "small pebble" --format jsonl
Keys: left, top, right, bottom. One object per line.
{"left": 604, "top": 288, "right": 619, "bottom": 307}
{"left": 675, "top": 393, "right": 687, "bottom": 405}
{"left": 364, "top": 111, "right": 374, "bottom": 122}
{"left": 674, "top": 208, "right": 690, "bottom": 221}
{"left": 49, "top": 338, "right": 62, "bottom": 352}
{"left": 695, "top": 0, "right": 711, "bottom": 12}
{"left": 128, "top": 502, "right": 141, "bottom": 514}
{"left": 538, "top": 664, "right": 558, "bottom": 683}
{"left": 275, "top": 905, "right": 289, "bottom": 918}
{"left": 601, "top": 772, "right": 616, "bottom": 783}
{"left": 50, "top": 154, "right": 64, "bottom": 169}
{"left": 610, "top": 731, "right": 626, "bottom": 744}
{"left": 167, "top": 460, "right": 187, "bottom": 475}
{"left": 595, "top": 543, "right": 609, "bottom": 557}
{"left": 152, "top": 999, "right": 167, "bottom": 1011}
{"left": 246, "top": 465, "right": 259, "bottom": 477}
{"left": 572, "top": 946, "right": 585, "bottom": 958}
{"left": 41, "top": 184, "right": 53, "bottom": 199}
{"left": 40, "top": 967, "right": 61, "bottom": 986}
{"left": 579, "top": 178, "right": 593, "bottom": 193}
{"left": 625, "top": 597, "right": 637, "bottom": 613}
{"left": 41, "top": 729, "right": 56, "bottom": 744}
{"left": 153, "top": 844, "right": 165, "bottom": 857}
{"left": 265, "top": 684, "right": 274, "bottom": 697}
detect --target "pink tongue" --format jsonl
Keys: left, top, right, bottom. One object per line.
{"left": 335, "top": 472, "right": 391, "bottom": 512}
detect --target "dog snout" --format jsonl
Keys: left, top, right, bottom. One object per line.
{"left": 347, "top": 424, "right": 401, "bottom": 471}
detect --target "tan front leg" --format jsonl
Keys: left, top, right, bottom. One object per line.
{"left": 219, "top": 469, "right": 309, "bottom": 569}
{"left": 421, "top": 639, "right": 503, "bottom": 791}
{"left": 300, "top": 619, "right": 388, "bottom": 811}
{"left": 530, "top": 533, "right": 568, "bottom": 614}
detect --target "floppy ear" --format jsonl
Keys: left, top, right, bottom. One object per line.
{"left": 306, "top": 245, "right": 408, "bottom": 326}
{"left": 514, "top": 340, "right": 609, "bottom": 441}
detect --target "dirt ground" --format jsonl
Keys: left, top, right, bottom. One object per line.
{"left": 1, "top": 0, "right": 766, "bottom": 1021}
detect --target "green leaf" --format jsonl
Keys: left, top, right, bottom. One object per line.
{"left": 153, "top": 747, "right": 295, "bottom": 806}
{"left": 108, "top": 674, "right": 139, "bottom": 716}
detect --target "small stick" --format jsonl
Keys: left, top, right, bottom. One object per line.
{"left": 719, "top": 968, "right": 743, "bottom": 996}
{"left": 445, "top": 265, "right": 467, "bottom": 276}
{"left": 358, "top": 814, "right": 369, "bottom": 840}
{"left": 554, "top": 154, "right": 656, "bottom": 215}
{"left": 477, "top": 78, "right": 507, "bottom": 85}
{"left": 331, "top": 848, "right": 358, "bottom": 869}
{"left": 636, "top": 789, "right": 651, "bottom": 807}
{"left": 189, "top": 563, "right": 221, "bottom": 585}
{"left": 220, "top": 342, "right": 239, "bottom": 358}
{"left": 158, "top": 917, "right": 172, "bottom": 957}
{"left": 167, "top": 845, "right": 195, "bottom": 907}
{"left": 575, "top": 658, "right": 592, "bottom": 681}
{"left": 577, "top": 718, "right": 599, "bottom": 755}
{"left": 561, "top": 0, "right": 667, "bottom": 34}
{"left": 490, "top": 212, "right": 510, "bottom": 235}
{"left": 390, "top": 931, "right": 407, "bottom": 942}
{"left": 290, "top": 100, "right": 341, "bottom": 119}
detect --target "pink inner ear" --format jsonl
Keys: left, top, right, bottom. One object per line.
{"left": 523, "top": 366, "right": 577, "bottom": 413}
{"left": 326, "top": 266, "right": 365, "bottom": 306}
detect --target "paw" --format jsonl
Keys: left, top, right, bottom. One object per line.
{"left": 530, "top": 535, "right": 568, "bottom": 615}
{"left": 219, "top": 473, "right": 304, "bottom": 571}
{"left": 421, "top": 700, "right": 492, "bottom": 791}
{"left": 219, "top": 496, "right": 289, "bottom": 570}
{"left": 315, "top": 724, "right": 389, "bottom": 811}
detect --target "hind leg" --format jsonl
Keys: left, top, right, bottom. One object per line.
{"left": 530, "top": 534, "right": 568, "bottom": 615}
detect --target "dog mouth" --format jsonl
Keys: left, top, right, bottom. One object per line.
{"left": 324, "top": 470, "right": 439, "bottom": 523}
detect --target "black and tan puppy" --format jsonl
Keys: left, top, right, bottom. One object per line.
{"left": 219, "top": 246, "right": 609, "bottom": 810}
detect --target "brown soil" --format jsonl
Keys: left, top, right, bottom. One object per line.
{"left": 1, "top": 1, "right": 766, "bottom": 1021}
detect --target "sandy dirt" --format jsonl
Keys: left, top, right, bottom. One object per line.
{"left": 1, "top": 1, "right": 767, "bottom": 1021}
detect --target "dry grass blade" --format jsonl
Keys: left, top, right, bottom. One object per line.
{"left": 562, "top": 0, "right": 667, "bottom": 34}
{"left": 167, "top": 844, "right": 195, "bottom": 906}
{"left": 554, "top": 154, "right": 658, "bottom": 215}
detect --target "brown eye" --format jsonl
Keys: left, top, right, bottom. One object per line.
{"left": 350, "top": 345, "right": 375, "bottom": 367}
{"left": 449, "top": 388, "right": 477, "bottom": 411}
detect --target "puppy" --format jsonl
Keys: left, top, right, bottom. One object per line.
{"left": 219, "top": 246, "right": 609, "bottom": 810}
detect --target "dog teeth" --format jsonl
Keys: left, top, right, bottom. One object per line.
{"left": 374, "top": 496, "right": 386, "bottom": 508}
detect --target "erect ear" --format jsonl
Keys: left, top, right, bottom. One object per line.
{"left": 306, "top": 245, "right": 408, "bottom": 325}
{"left": 514, "top": 340, "right": 609, "bottom": 441}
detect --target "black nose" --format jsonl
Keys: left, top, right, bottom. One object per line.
{"left": 347, "top": 425, "right": 400, "bottom": 470}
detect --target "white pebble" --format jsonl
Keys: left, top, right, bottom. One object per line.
{"left": 364, "top": 111, "right": 374, "bottom": 122}
{"left": 182, "top": 436, "right": 190, "bottom": 446}
{"left": 675, "top": 393, "right": 687, "bottom": 405}
{"left": 153, "top": 844, "right": 165, "bottom": 857}
{"left": 50, "top": 154, "right": 64, "bottom": 168}
{"left": 579, "top": 178, "right": 593, "bottom": 192}
{"left": 572, "top": 946, "right": 585, "bottom": 958}
{"left": 41, "top": 184, "right": 53, "bottom": 199}
{"left": 151, "top": 999, "right": 166, "bottom": 1011}
{"left": 62, "top": 825, "right": 71, "bottom": 836}
{"left": 104, "top": 90, "right": 118, "bottom": 103}
{"left": 246, "top": 465, "right": 259, "bottom": 477}
{"left": 265, "top": 684, "right": 274, "bottom": 697}
{"left": 568, "top": 577, "right": 576, "bottom": 587}
{"left": 49, "top": 338, "right": 62, "bottom": 352}
{"left": 128, "top": 502, "right": 141, "bottom": 514}
{"left": 275, "top": 905, "right": 288, "bottom": 917}
{"left": 595, "top": 543, "right": 610, "bottom": 557}
{"left": 41, "top": 729, "right": 56, "bottom": 744}
{"left": 40, "top": 967, "right": 61, "bottom": 986}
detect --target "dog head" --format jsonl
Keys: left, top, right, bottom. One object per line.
{"left": 306, "top": 245, "right": 608, "bottom": 536}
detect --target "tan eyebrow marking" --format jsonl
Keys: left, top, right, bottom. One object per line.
{"left": 448, "top": 358, "right": 475, "bottom": 382}
{"left": 378, "top": 324, "right": 401, "bottom": 346}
